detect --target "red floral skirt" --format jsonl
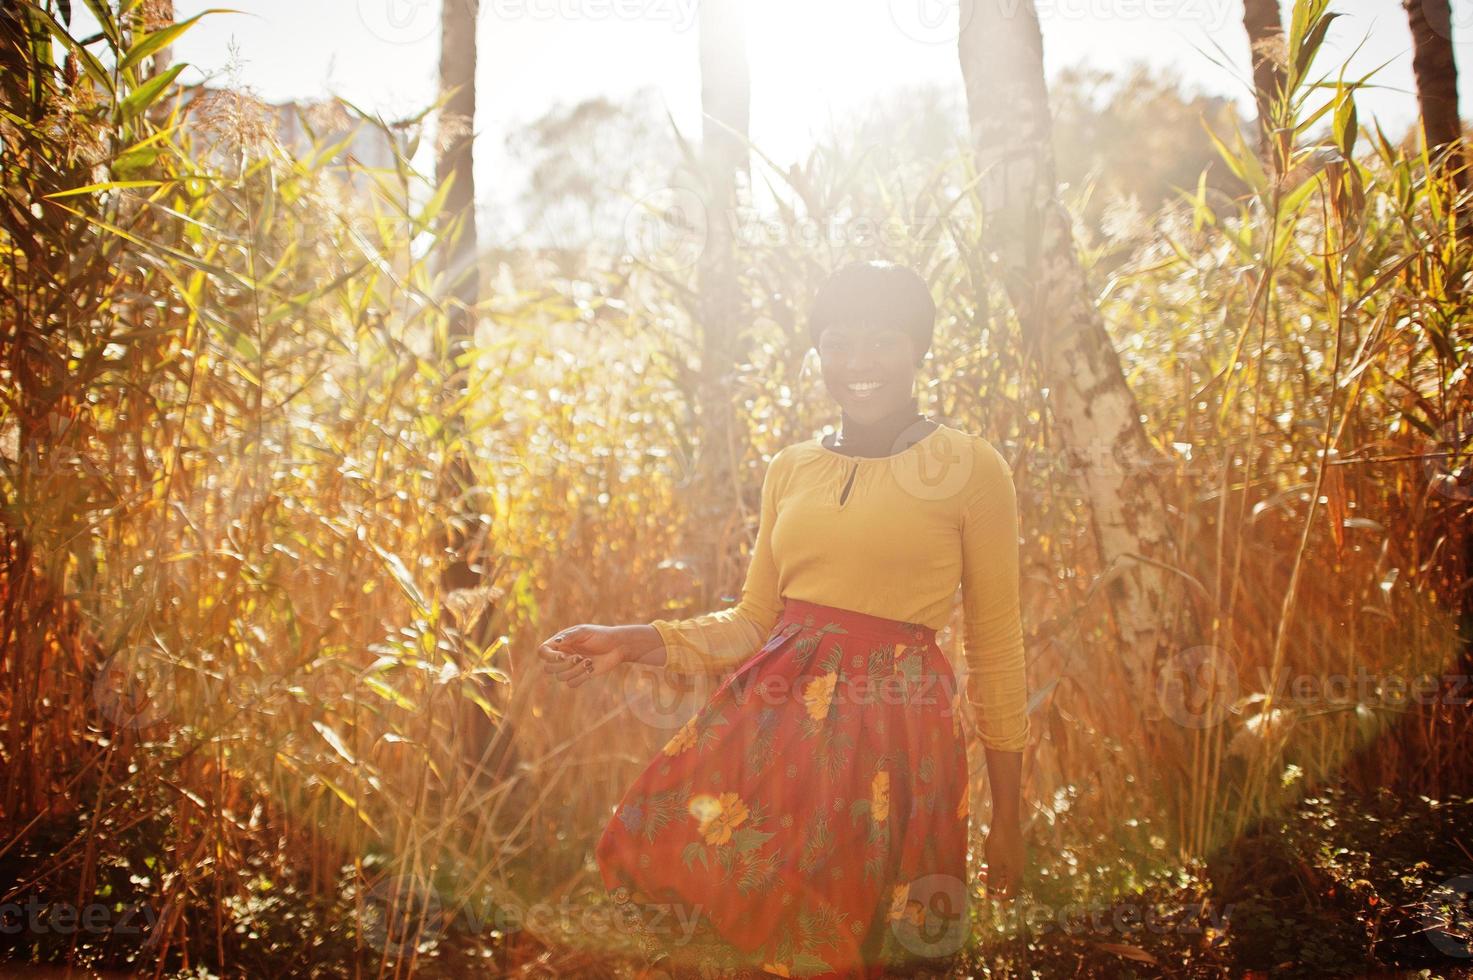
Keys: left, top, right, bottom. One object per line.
{"left": 596, "top": 598, "right": 973, "bottom": 978}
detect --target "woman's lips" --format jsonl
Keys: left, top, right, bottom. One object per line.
{"left": 846, "top": 381, "right": 884, "bottom": 399}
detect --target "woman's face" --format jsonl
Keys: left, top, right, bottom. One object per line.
{"left": 816, "top": 320, "right": 920, "bottom": 424}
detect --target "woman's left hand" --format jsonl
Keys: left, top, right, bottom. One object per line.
{"left": 982, "top": 820, "right": 1025, "bottom": 900}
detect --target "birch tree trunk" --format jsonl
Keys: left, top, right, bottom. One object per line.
{"left": 957, "top": 0, "right": 1199, "bottom": 710}
{"left": 693, "top": 0, "right": 750, "bottom": 593}
{"left": 1403, "top": 0, "right": 1468, "bottom": 200}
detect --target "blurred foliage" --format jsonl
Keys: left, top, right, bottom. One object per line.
{"left": 504, "top": 86, "right": 682, "bottom": 253}
{"left": 0, "top": 0, "right": 1469, "bottom": 977}
{"left": 1050, "top": 62, "right": 1247, "bottom": 272}
{"left": 1207, "top": 784, "right": 1473, "bottom": 977}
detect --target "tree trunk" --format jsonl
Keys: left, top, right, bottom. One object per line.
{"left": 1241, "top": 0, "right": 1285, "bottom": 165}
{"left": 435, "top": 0, "right": 509, "bottom": 783}
{"left": 121, "top": 1, "right": 175, "bottom": 79}
{"left": 438, "top": 0, "right": 481, "bottom": 359}
{"left": 146, "top": 1, "right": 174, "bottom": 78}
{"left": 435, "top": 0, "right": 485, "bottom": 594}
{"left": 956, "top": 0, "right": 1199, "bottom": 717}
{"left": 1403, "top": 0, "right": 1468, "bottom": 199}
{"left": 693, "top": 0, "right": 750, "bottom": 595}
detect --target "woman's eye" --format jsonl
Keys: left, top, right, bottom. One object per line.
{"left": 818, "top": 333, "right": 906, "bottom": 359}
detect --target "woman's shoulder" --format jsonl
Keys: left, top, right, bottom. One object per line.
{"left": 768, "top": 435, "right": 819, "bottom": 471}
{"left": 753, "top": 437, "right": 817, "bottom": 484}
{"left": 935, "top": 424, "right": 1014, "bottom": 494}
{"left": 934, "top": 422, "right": 1007, "bottom": 459}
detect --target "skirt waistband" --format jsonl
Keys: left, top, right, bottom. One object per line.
{"left": 775, "top": 597, "right": 937, "bottom": 645}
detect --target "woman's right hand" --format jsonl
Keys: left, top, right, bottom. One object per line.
{"left": 536, "top": 624, "right": 638, "bottom": 688}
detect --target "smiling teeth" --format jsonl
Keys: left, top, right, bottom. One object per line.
{"left": 848, "top": 382, "right": 882, "bottom": 392}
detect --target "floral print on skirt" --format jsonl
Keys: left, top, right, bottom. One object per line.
{"left": 596, "top": 598, "right": 973, "bottom": 978}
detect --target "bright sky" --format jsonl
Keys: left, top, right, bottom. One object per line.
{"left": 167, "top": 0, "right": 1473, "bottom": 236}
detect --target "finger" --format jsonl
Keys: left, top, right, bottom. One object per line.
{"left": 538, "top": 627, "right": 591, "bottom": 663}
{"left": 536, "top": 642, "right": 574, "bottom": 665}
{"left": 540, "top": 659, "right": 576, "bottom": 679}
{"left": 565, "top": 658, "right": 600, "bottom": 687}
{"left": 551, "top": 653, "right": 598, "bottom": 682}
{"left": 539, "top": 628, "right": 581, "bottom": 654}
{"left": 548, "top": 657, "right": 586, "bottom": 682}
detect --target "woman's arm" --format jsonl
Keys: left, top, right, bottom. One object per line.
{"left": 983, "top": 745, "right": 1022, "bottom": 823}
{"left": 536, "top": 451, "right": 789, "bottom": 685}
{"left": 959, "top": 438, "right": 1030, "bottom": 895}
{"left": 981, "top": 746, "right": 1024, "bottom": 898}
{"left": 959, "top": 438, "right": 1031, "bottom": 753}
{"left": 619, "top": 625, "right": 667, "bottom": 667}
{"left": 643, "top": 447, "right": 790, "bottom": 677}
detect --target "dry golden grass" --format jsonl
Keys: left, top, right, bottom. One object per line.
{"left": 0, "top": 2, "right": 1468, "bottom": 976}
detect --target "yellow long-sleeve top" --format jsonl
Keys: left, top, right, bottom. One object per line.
{"left": 650, "top": 422, "right": 1031, "bottom": 752}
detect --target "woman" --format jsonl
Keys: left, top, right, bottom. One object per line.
{"left": 537, "top": 261, "right": 1030, "bottom": 978}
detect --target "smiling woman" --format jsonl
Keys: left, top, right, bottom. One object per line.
{"left": 539, "top": 261, "right": 1030, "bottom": 977}
{"left": 809, "top": 261, "right": 936, "bottom": 431}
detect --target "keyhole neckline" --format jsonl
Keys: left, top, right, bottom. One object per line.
{"left": 816, "top": 419, "right": 949, "bottom": 463}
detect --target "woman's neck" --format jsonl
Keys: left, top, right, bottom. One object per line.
{"left": 830, "top": 399, "right": 931, "bottom": 458}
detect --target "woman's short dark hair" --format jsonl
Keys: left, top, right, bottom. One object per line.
{"left": 807, "top": 260, "right": 936, "bottom": 364}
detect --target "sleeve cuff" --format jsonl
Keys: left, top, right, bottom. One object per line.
{"left": 973, "top": 718, "right": 1030, "bottom": 753}
{"left": 649, "top": 619, "right": 682, "bottom": 672}
{"left": 965, "top": 686, "right": 1031, "bottom": 753}
{"left": 650, "top": 619, "right": 708, "bottom": 677}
